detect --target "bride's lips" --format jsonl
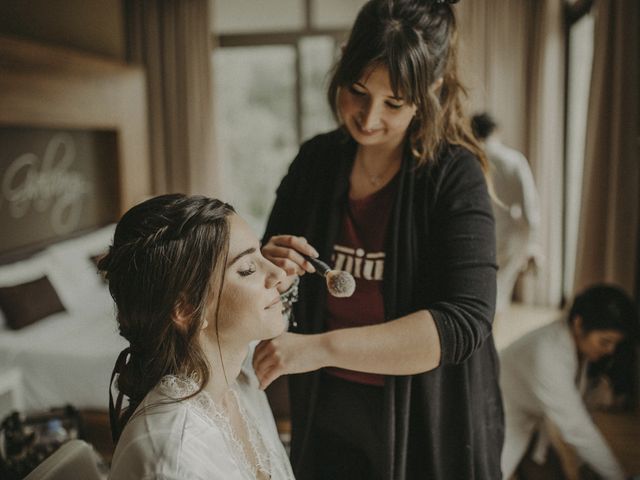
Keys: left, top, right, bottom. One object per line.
{"left": 265, "top": 296, "right": 282, "bottom": 310}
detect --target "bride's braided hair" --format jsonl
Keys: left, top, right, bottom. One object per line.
{"left": 98, "top": 194, "right": 235, "bottom": 434}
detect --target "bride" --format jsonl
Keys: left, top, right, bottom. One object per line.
{"left": 101, "top": 194, "right": 295, "bottom": 479}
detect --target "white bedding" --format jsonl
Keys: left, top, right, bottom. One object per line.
{"left": 0, "top": 224, "right": 128, "bottom": 412}
{"left": 0, "top": 301, "right": 126, "bottom": 411}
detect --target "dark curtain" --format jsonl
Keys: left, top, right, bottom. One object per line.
{"left": 124, "top": 0, "right": 220, "bottom": 195}
{"left": 574, "top": 0, "right": 640, "bottom": 297}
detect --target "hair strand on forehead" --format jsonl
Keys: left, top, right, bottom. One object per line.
{"left": 328, "top": 0, "right": 488, "bottom": 173}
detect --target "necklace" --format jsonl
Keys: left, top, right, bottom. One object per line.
{"left": 357, "top": 156, "right": 399, "bottom": 187}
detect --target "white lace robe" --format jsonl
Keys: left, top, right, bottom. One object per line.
{"left": 108, "top": 357, "right": 295, "bottom": 480}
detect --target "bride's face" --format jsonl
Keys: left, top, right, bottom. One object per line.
{"left": 213, "top": 214, "right": 286, "bottom": 345}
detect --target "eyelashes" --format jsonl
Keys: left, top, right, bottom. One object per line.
{"left": 348, "top": 85, "right": 366, "bottom": 96}
{"left": 238, "top": 264, "right": 256, "bottom": 277}
{"left": 347, "top": 85, "right": 404, "bottom": 109}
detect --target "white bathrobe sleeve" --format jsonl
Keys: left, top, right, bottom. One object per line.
{"left": 530, "top": 342, "right": 625, "bottom": 480}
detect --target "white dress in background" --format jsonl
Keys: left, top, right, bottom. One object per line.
{"left": 108, "top": 356, "right": 295, "bottom": 480}
{"left": 486, "top": 137, "right": 541, "bottom": 314}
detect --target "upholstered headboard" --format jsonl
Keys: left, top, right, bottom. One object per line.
{"left": 0, "top": 35, "right": 151, "bottom": 258}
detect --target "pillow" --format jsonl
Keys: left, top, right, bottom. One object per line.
{"left": 0, "top": 275, "right": 66, "bottom": 330}
{"left": 0, "top": 252, "right": 57, "bottom": 329}
{"left": 46, "top": 224, "right": 116, "bottom": 311}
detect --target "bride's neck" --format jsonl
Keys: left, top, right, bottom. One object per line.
{"left": 200, "top": 335, "right": 248, "bottom": 402}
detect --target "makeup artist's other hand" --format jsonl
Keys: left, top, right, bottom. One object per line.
{"left": 253, "top": 332, "right": 327, "bottom": 390}
{"left": 262, "top": 235, "right": 319, "bottom": 276}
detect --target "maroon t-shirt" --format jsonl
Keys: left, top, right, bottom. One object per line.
{"left": 325, "top": 175, "right": 399, "bottom": 386}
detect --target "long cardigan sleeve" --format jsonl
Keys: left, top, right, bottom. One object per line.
{"left": 418, "top": 148, "right": 497, "bottom": 365}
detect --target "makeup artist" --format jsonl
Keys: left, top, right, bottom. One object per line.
{"left": 253, "top": 0, "right": 503, "bottom": 478}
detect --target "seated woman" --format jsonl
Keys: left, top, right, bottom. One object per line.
{"left": 500, "top": 284, "right": 638, "bottom": 480}
{"left": 101, "top": 194, "right": 295, "bottom": 480}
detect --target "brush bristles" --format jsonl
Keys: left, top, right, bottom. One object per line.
{"left": 326, "top": 270, "right": 356, "bottom": 298}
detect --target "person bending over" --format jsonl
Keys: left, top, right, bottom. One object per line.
{"left": 500, "top": 284, "right": 638, "bottom": 480}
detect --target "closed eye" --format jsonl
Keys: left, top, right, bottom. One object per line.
{"left": 238, "top": 264, "right": 256, "bottom": 277}
{"left": 348, "top": 85, "right": 366, "bottom": 96}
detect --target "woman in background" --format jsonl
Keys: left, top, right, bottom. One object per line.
{"left": 500, "top": 284, "right": 638, "bottom": 480}
{"left": 101, "top": 194, "right": 294, "bottom": 480}
{"left": 254, "top": 0, "right": 504, "bottom": 478}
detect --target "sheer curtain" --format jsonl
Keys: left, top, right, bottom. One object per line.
{"left": 525, "top": 0, "right": 565, "bottom": 307}
{"left": 457, "top": 0, "right": 533, "bottom": 153}
{"left": 573, "top": 0, "right": 640, "bottom": 296}
{"left": 124, "top": 0, "right": 219, "bottom": 196}
{"left": 457, "top": 0, "right": 565, "bottom": 307}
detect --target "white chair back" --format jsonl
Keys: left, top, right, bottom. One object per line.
{"left": 24, "top": 439, "right": 102, "bottom": 480}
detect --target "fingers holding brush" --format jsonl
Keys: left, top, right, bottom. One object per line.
{"left": 262, "top": 235, "right": 319, "bottom": 276}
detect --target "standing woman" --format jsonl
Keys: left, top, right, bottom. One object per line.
{"left": 254, "top": 0, "right": 504, "bottom": 479}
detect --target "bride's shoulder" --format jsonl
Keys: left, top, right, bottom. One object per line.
{"left": 156, "top": 374, "right": 206, "bottom": 401}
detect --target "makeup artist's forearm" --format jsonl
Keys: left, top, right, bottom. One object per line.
{"left": 316, "top": 310, "right": 442, "bottom": 375}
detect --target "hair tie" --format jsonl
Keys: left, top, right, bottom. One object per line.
{"left": 109, "top": 346, "right": 131, "bottom": 444}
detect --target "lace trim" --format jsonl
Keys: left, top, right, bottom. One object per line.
{"left": 157, "top": 374, "right": 214, "bottom": 411}
{"left": 157, "top": 375, "right": 287, "bottom": 479}
{"left": 280, "top": 276, "right": 300, "bottom": 328}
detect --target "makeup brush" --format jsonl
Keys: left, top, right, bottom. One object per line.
{"left": 303, "top": 255, "right": 356, "bottom": 298}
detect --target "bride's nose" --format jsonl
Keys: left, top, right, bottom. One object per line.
{"left": 265, "top": 263, "right": 286, "bottom": 289}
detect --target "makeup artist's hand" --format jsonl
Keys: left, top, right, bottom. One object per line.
{"left": 253, "top": 332, "right": 328, "bottom": 390}
{"left": 262, "top": 235, "right": 319, "bottom": 276}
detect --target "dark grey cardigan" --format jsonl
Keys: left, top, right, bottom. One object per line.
{"left": 263, "top": 129, "right": 504, "bottom": 480}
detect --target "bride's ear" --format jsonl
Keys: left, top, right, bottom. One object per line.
{"left": 172, "top": 294, "right": 194, "bottom": 332}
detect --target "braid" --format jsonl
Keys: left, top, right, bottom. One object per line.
{"left": 98, "top": 194, "right": 235, "bottom": 439}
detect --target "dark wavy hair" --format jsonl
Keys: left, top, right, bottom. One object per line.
{"left": 328, "top": 0, "right": 486, "bottom": 170}
{"left": 572, "top": 284, "right": 639, "bottom": 406}
{"left": 98, "top": 194, "right": 235, "bottom": 439}
{"left": 569, "top": 284, "right": 639, "bottom": 337}
{"left": 471, "top": 112, "right": 497, "bottom": 141}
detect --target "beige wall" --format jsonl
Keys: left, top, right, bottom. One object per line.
{"left": 0, "top": 0, "right": 125, "bottom": 59}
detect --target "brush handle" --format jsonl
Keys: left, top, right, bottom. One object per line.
{"left": 303, "top": 254, "right": 331, "bottom": 276}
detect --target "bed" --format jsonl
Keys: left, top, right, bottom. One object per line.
{"left": 0, "top": 33, "right": 151, "bottom": 452}
{"left": 0, "top": 225, "right": 126, "bottom": 411}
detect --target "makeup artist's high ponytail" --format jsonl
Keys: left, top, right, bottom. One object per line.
{"left": 328, "top": 0, "right": 486, "bottom": 171}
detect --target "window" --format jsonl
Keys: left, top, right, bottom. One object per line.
{"left": 213, "top": 46, "right": 298, "bottom": 228}
{"left": 212, "top": 1, "right": 365, "bottom": 233}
